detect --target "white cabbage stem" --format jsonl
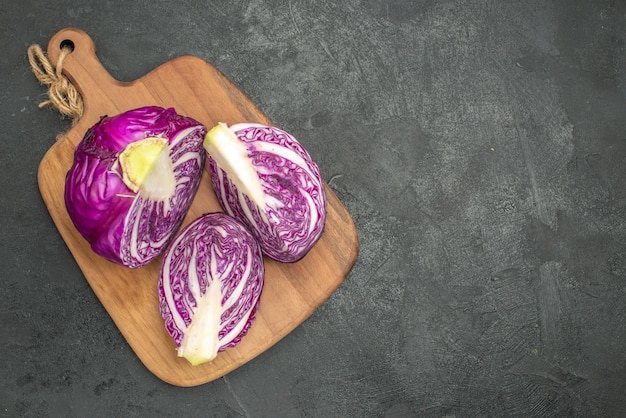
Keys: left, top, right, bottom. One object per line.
{"left": 178, "top": 277, "right": 223, "bottom": 366}
{"left": 119, "top": 137, "right": 176, "bottom": 201}
{"left": 203, "top": 123, "right": 267, "bottom": 211}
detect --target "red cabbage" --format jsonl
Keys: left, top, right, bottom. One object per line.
{"left": 158, "top": 212, "right": 264, "bottom": 365}
{"left": 204, "top": 123, "right": 327, "bottom": 263}
{"left": 64, "top": 106, "right": 206, "bottom": 268}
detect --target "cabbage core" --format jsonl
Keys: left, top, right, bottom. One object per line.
{"left": 203, "top": 123, "right": 267, "bottom": 211}
{"left": 178, "top": 276, "right": 223, "bottom": 365}
{"left": 119, "top": 137, "right": 175, "bottom": 200}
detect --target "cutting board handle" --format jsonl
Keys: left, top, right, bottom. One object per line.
{"left": 46, "top": 28, "right": 122, "bottom": 120}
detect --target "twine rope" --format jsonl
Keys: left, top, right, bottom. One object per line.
{"left": 27, "top": 44, "right": 84, "bottom": 124}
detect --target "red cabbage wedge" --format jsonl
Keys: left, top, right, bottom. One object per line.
{"left": 158, "top": 212, "right": 264, "bottom": 366}
{"left": 204, "top": 123, "right": 327, "bottom": 263}
{"left": 64, "top": 106, "right": 206, "bottom": 268}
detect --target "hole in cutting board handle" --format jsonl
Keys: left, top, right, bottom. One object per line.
{"left": 59, "top": 39, "right": 75, "bottom": 52}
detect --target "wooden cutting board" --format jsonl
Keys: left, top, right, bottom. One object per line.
{"left": 37, "top": 28, "right": 358, "bottom": 387}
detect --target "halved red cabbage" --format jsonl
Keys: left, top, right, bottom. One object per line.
{"left": 64, "top": 106, "right": 206, "bottom": 268}
{"left": 158, "top": 212, "right": 264, "bottom": 366}
{"left": 204, "top": 123, "right": 327, "bottom": 263}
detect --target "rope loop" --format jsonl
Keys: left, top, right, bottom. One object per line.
{"left": 27, "top": 44, "right": 84, "bottom": 125}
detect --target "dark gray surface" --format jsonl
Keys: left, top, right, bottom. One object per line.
{"left": 2, "top": 0, "right": 625, "bottom": 416}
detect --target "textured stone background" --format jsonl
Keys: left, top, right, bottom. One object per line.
{"left": 1, "top": 0, "right": 625, "bottom": 416}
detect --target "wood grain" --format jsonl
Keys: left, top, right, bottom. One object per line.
{"left": 37, "top": 28, "right": 358, "bottom": 387}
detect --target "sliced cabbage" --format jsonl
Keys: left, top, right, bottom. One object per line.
{"left": 64, "top": 106, "right": 206, "bottom": 268}
{"left": 204, "top": 123, "right": 327, "bottom": 262}
{"left": 158, "top": 212, "right": 264, "bottom": 365}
